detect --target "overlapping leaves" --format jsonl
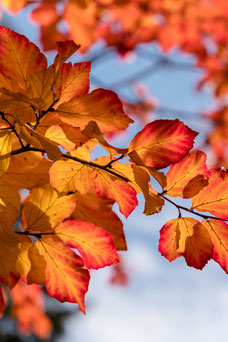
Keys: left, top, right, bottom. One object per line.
{"left": 0, "top": 26, "right": 228, "bottom": 321}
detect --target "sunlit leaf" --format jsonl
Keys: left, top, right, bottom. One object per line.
{"left": 0, "top": 26, "right": 47, "bottom": 91}
{"left": 192, "top": 169, "right": 228, "bottom": 219}
{"left": 0, "top": 226, "right": 19, "bottom": 276}
{"left": 177, "top": 217, "right": 213, "bottom": 269}
{"left": 35, "top": 235, "right": 90, "bottom": 313}
{"left": 128, "top": 119, "right": 197, "bottom": 169}
{"left": 165, "top": 151, "right": 208, "bottom": 198}
{"left": 0, "top": 129, "right": 12, "bottom": 177}
{"left": 21, "top": 186, "right": 76, "bottom": 233}
{"left": 203, "top": 219, "right": 228, "bottom": 274}
{"left": 71, "top": 192, "right": 126, "bottom": 250}
{"left": 3, "top": 152, "right": 51, "bottom": 189}
{"left": 55, "top": 220, "right": 119, "bottom": 269}
{"left": 54, "top": 89, "right": 133, "bottom": 133}
{"left": 0, "top": 179, "right": 20, "bottom": 228}
{"left": 158, "top": 218, "right": 181, "bottom": 262}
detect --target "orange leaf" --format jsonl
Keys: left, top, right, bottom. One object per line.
{"left": 56, "top": 61, "right": 91, "bottom": 104}
{"left": 159, "top": 217, "right": 213, "bottom": 269}
{"left": 54, "top": 89, "right": 133, "bottom": 133}
{"left": 0, "top": 226, "right": 19, "bottom": 276}
{"left": 158, "top": 218, "right": 181, "bottom": 262}
{"left": 54, "top": 40, "right": 80, "bottom": 74}
{"left": 0, "top": 179, "right": 20, "bottom": 228}
{"left": 192, "top": 169, "right": 228, "bottom": 219}
{"left": 0, "top": 129, "right": 12, "bottom": 177}
{"left": 177, "top": 217, "right": 213, "bottom": 269}
{"left": 143, "top": 185, "right": 164, "bottom": 215}
{"left": 71, "top": 192, "right": 126, "bottom": 250}
{"left": 35, "top": 235, "right": 90, "bottom": 313}
{"left": 4, "top": 234, "right": 46, "bottom": 285}
{"left": 165, "top": 151, "right": 208, "bottom": 198}
{"left": 19, "top": 124, "right": 62, "bottom": 161}
{"left": 49, "top": 158, "right": 94, "bottom": 194}
{"left": 82, "top": 120, "right": 128, "bottom": 156}
{"left": 0, "top": 26, "right": 47, "bottom": 91}
{"left": 93, "top": 168, "right": 138, "bottom": 218}
{"left": 28, "top": 65, "right": 55, "bottom": 110}
{"left": 3, "top": 152, "right": 51, "bottom": 189}
{"left": 128, "top": 119, "right": 198, "bottom": 169}
{"left": 45, "top": 124, "right": 88, "bottom": 151}
{"left": 55, "top": 220, "right": 119, "bottom": 269}
{"left": 203, "top": 219, "right": 228, "bottom": 274}
{"left": 21, "top": 186, "right": 76, "bottom": 233}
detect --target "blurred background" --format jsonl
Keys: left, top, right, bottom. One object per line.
{"left": 0, "top": 2, "right": 227, "bottom": 341}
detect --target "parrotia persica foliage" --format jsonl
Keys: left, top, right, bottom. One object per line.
{"left": 3, "top": 0, "right": 227, "bottom": 168}
{"left": 0, "top": 25, "right": 228, "bottom": 336}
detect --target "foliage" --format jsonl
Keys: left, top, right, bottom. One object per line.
{"left": 0, "top": 0, "right": 228, "bottom": 340}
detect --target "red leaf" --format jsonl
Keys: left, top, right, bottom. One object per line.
{"left": 128, "top": 119, "right": 198, "bottom": 169}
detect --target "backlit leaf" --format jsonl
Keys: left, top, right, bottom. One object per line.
{"left": 0, "top": 129, "right": 12, "bottom": 177}
{"left": 3, "top": 152, "right": 51, "bottom": 189}
{"left": 0, "top": 226, "right": 19, "bottom": 276}
{"left": 0, "top": 179, "right": 20, "bottom": 228}
{"left": 55, "top": 220, "right": 119, "bottom": 269}
{"left": 21, "top": 186, "right": 76, "bottom": 233}
{"left": 54, "top": 89, "right": 133, "bottom": 133}
{"left": 203, "top": 219, "right": 228, "bottom": 274}
{"left": 192, "top": 169, "right": 228, "bottom": 219}
{"left": 165, "top": 151, "right": 208, "bottom": 198}
{"left": 177, "top": 217, "right": 213, "bottom": 269}
{"left": 159, "top": 218, "right": 181, "bottom": 262}
{"left": 0, "top": 26, "right": 47, "bottom": 91}
{"left": 128, "top": 119, "right": 197, "bottom": 169}
{"left": 45, "top": 124, "right": 88, "bottom": 151}
{"left": 71, "top": 192, "right": 126, "bottom": 250}
{"left": 56, "top": 61, "right": 91, "bottom": 104}
{"left": 35, "top": 235, "right": 90, "bottom": 313}
{"left": 54, "top": 40, "right": 80, "bottom": 74}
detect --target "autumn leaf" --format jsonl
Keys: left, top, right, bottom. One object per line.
{"left": 3, "top": 234, "right": 46, "bottom": 285}
{"left": 0, "top": 179, "right": 20, "bottom": 228}
{"left": 45, "top": 124, "right": 88, "bottom": 151}
{"left": 158, "top": 218, "right": 181, "bottom": 262}
{"left": 27, "top": 65, "right": 55, "bottom": 110}
{"left": 18, "top": 124, "right": 62, "bottom": 161}
{"left": 21, "top": 186, "right": 76, "bottom": 233}
{"left": 55, "top": 220, "right": 119, "bottom": 269}
{"left": 0, "top": 226, "right": 19, "bottom": 276}
{"left": 71, "top": 192, "right": 126, "bottom": 250}
{"left": 82, "top": 121, "right": 128, "bottom": 156}
{"left": 192, "top": 169, "right": 228, "bottom": 219}
{"left": 0, "top": 26, "right": 47, "bottom": 91}
{"left": 202, "top": 219, "right": 228, "bottom": 274}
{"left": 35, "top": 235, "right": 90, "bottom": 313}
{"left": 3, "top": 152, "right": 51, "bottom": 189}
{"left": 128, "top": 119, "right": 198, "bottom": 169}
{"left": 177, "top": 217, "right": 213, "bottom": 269}
{"left": 49, "top": 158, "right": 94, "bottom": 194}
{"left": 54, "top": 89, "right": 133, "bottom": 133}
{"left": 165, "top": 151, "right": 208, "bottom": 198}
{"left": 56, "top": 61, "right": 91, "bottom": 104}
{"left": 159, "top": 217, "right": 213, "bottom": 269}
{"left": 54, "top": 40, "right": 80, "bottom": 74}
{"left": 0, "top": 129, "right": 12, "bottom": 176}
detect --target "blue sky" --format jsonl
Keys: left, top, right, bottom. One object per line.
{"left": 2, "top": 6, "right": 228, "bottom": 342}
